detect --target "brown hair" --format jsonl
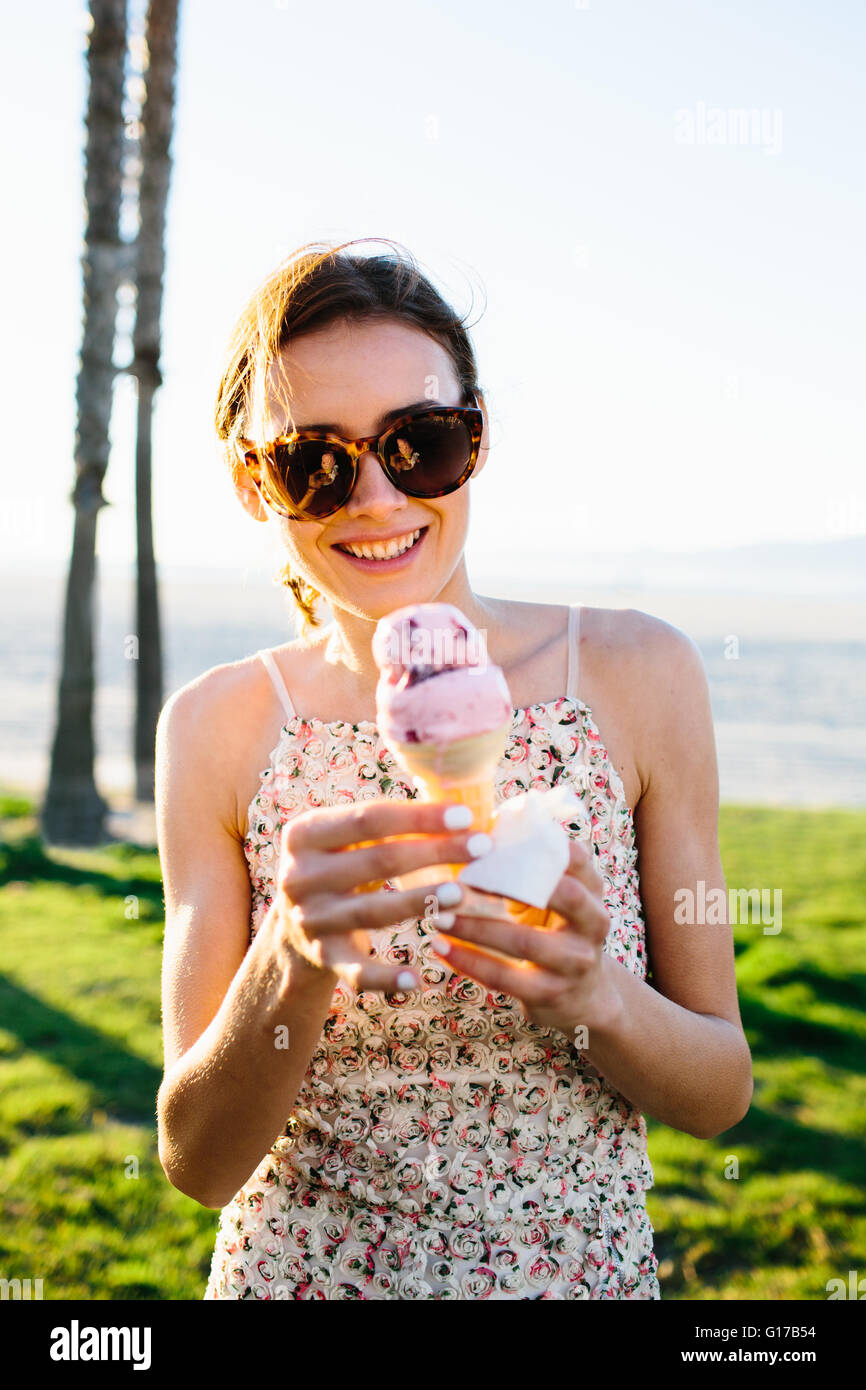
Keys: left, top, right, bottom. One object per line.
{"left": 215, "top": 236, "right": 483, "bottom": 629}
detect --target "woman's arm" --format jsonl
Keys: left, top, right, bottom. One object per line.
{"left": 156, "top": 676, "right": 492, "bottom": 1209}
{"left": 431, "top": 614, "right": 753, "bottom": 1140}
{"left": 581, "top": 616, "right": 753, "bottom": 1137}
{"left": 155, "top": 680, "right": 338, "bottom": 1209}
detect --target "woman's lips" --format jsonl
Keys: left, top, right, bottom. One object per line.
{"left": 332, "top": 527, "right": 428, "bottom": 572}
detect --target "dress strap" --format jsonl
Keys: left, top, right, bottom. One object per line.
{"left": 565, "top": 605, "right": 582, "bottom": 701}
{"left": 256, "top": 648, "right": 297, "bottom": 722}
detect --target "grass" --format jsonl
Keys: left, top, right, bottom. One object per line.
{"left": 647, "top": 806, "right": 866, "bottom": 1300}
{"left": 0, "top": 794, "right": 863, "bottom": 1300}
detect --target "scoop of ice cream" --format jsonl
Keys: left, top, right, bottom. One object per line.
{"left": 372, "top": 603, "right": 482, "bottom": 682}
{"left": 373, "top": 603, "right": 512, "bottom": 745}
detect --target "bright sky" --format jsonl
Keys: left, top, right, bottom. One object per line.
{"left": 4, "top": 0, "right": 865, "bottom": 584}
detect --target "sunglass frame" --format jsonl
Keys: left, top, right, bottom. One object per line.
{"left": 238, "top": 398, "right": 483, "bottom": 520}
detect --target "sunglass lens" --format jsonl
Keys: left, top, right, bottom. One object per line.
{"left": 266, "top": 442, "right": 352, "bottom": 517}
{"left": 386, "top": 415, "right": 473, "bottom": 495}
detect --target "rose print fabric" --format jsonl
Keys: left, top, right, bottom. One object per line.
{"left": 204, "top": 698, "right": 660, "bottom": 1300}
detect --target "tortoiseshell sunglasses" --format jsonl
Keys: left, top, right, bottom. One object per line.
{"left": 238, "top": 398, "right": 483, "bottom": 521}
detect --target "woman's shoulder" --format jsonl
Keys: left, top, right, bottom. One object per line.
{"left": 572, "top": 606, "right": 709, "bottom": 813}
{"left": 489, "top": 595, "right": 701, "bottom": 674}
{"left": 158, "top": 639, "right": 313, "bottom": 753}
{"left": 157, "top": 642, "right": 316, "bottom": 842}
{"left": 580, "top": 604, "right": 702, "bottom": 666}
{"left": 578, "top": 605, "right": 708, "bottom": 724}
{"left": 162, "top": 652, "right": 264, "bottom": 724}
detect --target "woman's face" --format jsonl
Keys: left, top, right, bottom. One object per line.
{"left": 236, "top": 316, "right": 489, "bottom": 622}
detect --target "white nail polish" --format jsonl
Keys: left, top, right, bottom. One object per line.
{"left": 435, "top": 882, "right": 463, "bottom": 907}
{"left": 443, "top": 805, "right": 473, "bottom": 830}
{"left": 396, "top": 971, "right": 417, "bottom": 990}
{"left": 466, "top": 832, "right": 493, "bottom": 857}
{"left": 435, "top": 911, "right": 455, "bottom": 929}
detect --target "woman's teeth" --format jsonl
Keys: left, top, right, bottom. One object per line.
{"left": 340, "top": 528, "right": 422, "bottom": 560}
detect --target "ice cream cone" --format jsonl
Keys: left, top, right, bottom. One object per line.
{"left": 387, "top": 719, "right": 510, "bottom": 889}
{"left": 395, "top": 723, "right": 509, "bottom": 823}
{"left": 412, "top": 773, "right": 496, "bottom": 836}
{"left": 372, "top": 603, "right": 515, "bottom": 903}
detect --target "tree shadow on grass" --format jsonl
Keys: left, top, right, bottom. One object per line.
{"left": 762, "top": 966, "right": 866, "bottom": 1012}
{"left": 0, "top": 974, "right": 162, "bottom": 1125}
{"left": 0, "top": 833, "right": 163, "bottom": 909}
{"left": 722, "top": 1102, "right": 865, "bottom": 1190}
{"left": 739, "top": 992, "right": 865, "bottom": 1075}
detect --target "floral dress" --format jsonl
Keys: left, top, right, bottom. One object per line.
{"left": 203, "top": 690, "right": 660, "bottom": 1300}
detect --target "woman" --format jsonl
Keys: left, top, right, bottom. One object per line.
{"left": 155, "top": 239, "right": 753, "bottom": 1300}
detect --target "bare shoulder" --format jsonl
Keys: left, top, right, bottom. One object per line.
{"left": 577, "top": 606, "right": 711, "bottom": 810}
{"left": 159, "top": 630, "right": 323, "bottom": 725}
{"left": 156, "top": 643, "right": 307, "bottom": 840}
{"left": 487, "top": 595, "right": 702, "bottom": 681}
{"left": 159, "top": 653, "right": 267, "bottom": 740}
{"left": 582, "top": 605, "right": 710, "bottom": 733}
{"left": 582, "top": 604, "right": 702, "bottom": 670}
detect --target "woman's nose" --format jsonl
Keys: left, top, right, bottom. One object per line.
{"left": 344, "top": 450, "right": 409, "bottom": 518}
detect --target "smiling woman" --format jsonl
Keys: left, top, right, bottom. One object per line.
{"left": 232, "top": 309, "right": 485, "bottom": 634}
{"left": 216, "top": 241, "right": 484, "bottom": 628}
{"left": 154, "top": 237, "right": 753, "bottom": 1301}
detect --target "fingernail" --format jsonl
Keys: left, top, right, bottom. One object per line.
{"left": 396, "top": 971, "right": 417, "bottom": 990}
{"left": 435, "top": 911, "right": 455, "bottom": 929}
{"left": 443, "top": 805, "right": 473, "bottom": 830}
{"left": 431, "top": 935, "right": 451, "bottom": 955}
{"left": 466, "top": 832, "right": 493, "bottom": 857}
{"left": 434, "top": 882, "right": 463, "bottom": 907}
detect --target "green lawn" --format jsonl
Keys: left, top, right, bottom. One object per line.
{"left": 0, "top": 795, "right": 863, "bottom": 1300}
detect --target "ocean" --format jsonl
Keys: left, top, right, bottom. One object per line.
{"left": 2, "top": 566, "right": 864, "bottom": 843}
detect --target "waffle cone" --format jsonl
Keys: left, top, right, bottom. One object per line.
{"left": 389, "top": 721, "right": 512, "bottom": 790}
{"left": 408, "top": 773, "right": 497, "bottom": 833}
{"left": 387, "top": 720, "right": 510, "bottom": 886}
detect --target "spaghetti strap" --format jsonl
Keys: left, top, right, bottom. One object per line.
{"left": 256, "top": 648, "right": 297, "bottom": 722}
{"left": 565, "top": 605, "right": 581, "bottom": 700}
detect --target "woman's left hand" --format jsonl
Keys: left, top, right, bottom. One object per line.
{"left": 430, "top": 838, "right": 623, "bottom": 1039}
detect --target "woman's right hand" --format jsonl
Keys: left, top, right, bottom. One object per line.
{"left": 264, "top": 799, "right": 493, "bottom": 993}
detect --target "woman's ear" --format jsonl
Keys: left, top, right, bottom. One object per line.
{"left": 473, "top": 389, "right": 490, "bottom": 478}
{"left": 231, "top": 450, "right": 270, "bottom": 523}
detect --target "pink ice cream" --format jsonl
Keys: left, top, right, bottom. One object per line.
{"left": 373, "top": 603, "right": 512, "bottom": 745}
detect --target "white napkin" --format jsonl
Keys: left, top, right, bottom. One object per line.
{"left": 457, "top": 785, "right": 589, "bottom": 908}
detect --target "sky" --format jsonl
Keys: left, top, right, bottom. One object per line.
{"left": 3, "top": 0, "right": 865, "bottom": 587}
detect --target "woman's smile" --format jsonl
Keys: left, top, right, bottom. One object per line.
{"left": 329, "top": 523, "right": 429, "bottom": 570}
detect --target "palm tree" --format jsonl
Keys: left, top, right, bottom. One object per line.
{"left": 42, "top": 0, "right": 129, "bottom": 846}
{"left": 131, "top": 0, "right": 179, "bottom": 802}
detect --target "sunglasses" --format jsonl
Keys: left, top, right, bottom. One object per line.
{"left": 238, "top": 397, "right": 484, "bottom": 521}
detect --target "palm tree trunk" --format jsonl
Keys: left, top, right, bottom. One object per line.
{"left": 133, "top": 0, "right": 179, "bottom": 803}
{"left": 42, "top": 0, "right": 129, "bottom": 847}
